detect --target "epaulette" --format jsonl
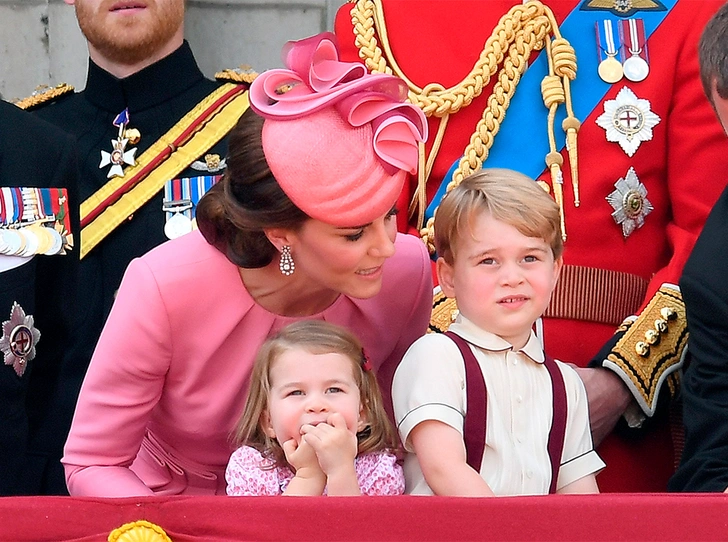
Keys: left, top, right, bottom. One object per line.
{"left": 429, "top": 287, "right": 458, "bottom": 334}
{"left": 214, "top": 65, "right": 258, "bottom": 86}
{"left": 13, "top": 83, "right": 75, "bottom": 111}
{"left": 603, "top": 284, "right": 687, "bottom": 417}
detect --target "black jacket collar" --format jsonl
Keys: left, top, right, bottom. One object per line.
{"left": 83, "top": 41, "right": 205, "bottom": 114}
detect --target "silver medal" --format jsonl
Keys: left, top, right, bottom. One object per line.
{"left": 164, "top": 212, "right": 193, "bottom": 239}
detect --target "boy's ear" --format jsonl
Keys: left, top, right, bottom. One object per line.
{"left": 260, "top": 410, "right": 276, "bottom": 438}
{"left": 436, "top": 257, "right": 457, "bottom": 299}
{"left": 263, "top": 228, "right": 296, "bottom": 252}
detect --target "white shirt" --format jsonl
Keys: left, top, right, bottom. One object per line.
{"left": 393, "top": 315, "right": 605, "bottom": 495}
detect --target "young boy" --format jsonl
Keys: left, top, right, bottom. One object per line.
{"left": 392, "top": 168, "right": 604, "bottom": 496}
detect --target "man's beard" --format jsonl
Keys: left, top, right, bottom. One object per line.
{"left": 75, "top": 0, "right": 185, "bottom": 66}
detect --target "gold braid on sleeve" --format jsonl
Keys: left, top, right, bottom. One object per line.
{"left": 350, "top": 0, "right": 578, "bottom": 253}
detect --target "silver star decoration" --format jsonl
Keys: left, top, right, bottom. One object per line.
{"left": 100, "top": 138, "right": 137, "bottom": 178}
{"left": 0, "top": 302, "right": 40, "bottom": 377}
{"left": 596, "top": 87, "right": 661, "bottom": 157}
{"left": 606, "top": 167, "right": 654, "bottom": 238}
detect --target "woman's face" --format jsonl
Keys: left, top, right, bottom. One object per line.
{"left": 288, "top": 206, "right": 398, "bottom": 299}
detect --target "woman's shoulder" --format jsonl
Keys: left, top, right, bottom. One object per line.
{"left": 392, "top": 232, "right": 429, "bottom": 265}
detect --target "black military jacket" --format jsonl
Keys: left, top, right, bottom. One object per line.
{"left": 31, "top": 41, "right": 236, "bottom": 494}
{"left": 0, "top": 100, "right": 79, "bottom": 495}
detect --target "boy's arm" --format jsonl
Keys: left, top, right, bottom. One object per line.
{"left": 409, "top": 420, "right": 495, "bottom": 496}
{"left": 557, "top": 474, "right": 599, "bottom": 494}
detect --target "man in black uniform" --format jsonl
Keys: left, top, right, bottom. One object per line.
{"left": 0, "top": 100, "right": 79, "bottom": 495}
{"left": 20, "top": 0, "right": 252, "bottom": 494}
{"left": 669, "top": 2, "right": 728, "bottom": 493}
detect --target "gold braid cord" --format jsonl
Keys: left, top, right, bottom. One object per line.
{"left": 351, "top": 0, "right": 579, "bottom": 252}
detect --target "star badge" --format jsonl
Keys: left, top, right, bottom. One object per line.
{"left": 606, "top": 167, "right": 653, "bottom": 238}
{"left": 99, "top": 138, "right": 137, "bottom": 178}
{"left": 596, "top": 87, "right": 661, "bottom": 157}
{"left": 0, "top": 302, "right": 41, "bottom": 377}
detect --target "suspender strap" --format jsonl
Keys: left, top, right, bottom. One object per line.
{"left": 445, "top": 331, "right": 487, "bottom": 472}
{"left": 543, "top": 354, "right": 567, "bottom": 494}
{"left": 446, "top": 331, "right": 568, "bottom": 493}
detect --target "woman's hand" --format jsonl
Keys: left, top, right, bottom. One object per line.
{"left": 301, "top": 413, "right": 360, "bottom": 495}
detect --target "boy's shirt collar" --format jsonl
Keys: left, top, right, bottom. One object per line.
{"left": 448, "top": 315, "right": 545, "bottom": 364}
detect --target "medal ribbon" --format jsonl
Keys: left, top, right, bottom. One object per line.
{"left": 0, "top": 188, "right": 8, "bottom": 225}
{"left": 10, "top": 188, "right": 22, "bottom": 222}
{"left": 38, "top": 188, "right": 54, "bottom": 220}
{"left": 620, "top": 19, "right": 648, "bottom": 62}
{"left": 596, "top": 19, "right": 620, "bottom": 62}
{"left": 50, "top": 188, "right": 71, "bottom": 234}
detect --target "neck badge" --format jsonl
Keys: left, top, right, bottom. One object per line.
{"left": 596, "top": 86, "right": 660, "bottom": 156}
{"left": 0, "top": 302, "right": 40, "bottom": 377}
{"left": 606, "top": 167, "right": 653, "bottom": 238}
{"left": 99, "top": 108, "right": 138, "bottom": 179}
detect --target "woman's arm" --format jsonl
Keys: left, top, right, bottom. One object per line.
{"left": 63, "top": 258, "right": 172, "bottom": 496}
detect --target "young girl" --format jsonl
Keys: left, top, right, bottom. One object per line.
{"left": 226, "top": 320, "right": 404, "bottom": 496}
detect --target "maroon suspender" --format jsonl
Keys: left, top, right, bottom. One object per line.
{"left": 543, "top": 355, "right": 567, "bottom": 494}
{"left": 445, "top": 331, "right": 568, "bottom": 494}
{"left": 445, "top": 331, "right": 487, "bottom": 473}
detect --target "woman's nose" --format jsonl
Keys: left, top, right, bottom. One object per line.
{"left": 369, "top": 219, "right": 396, "bottom": 258}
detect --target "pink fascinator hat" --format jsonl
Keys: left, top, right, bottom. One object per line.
{"left": 249, "top": 32, "right": 427, "bottom": 226}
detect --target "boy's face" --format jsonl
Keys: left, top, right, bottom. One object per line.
{"left": 437, "top": 212, "right": 562, "bottom": 350}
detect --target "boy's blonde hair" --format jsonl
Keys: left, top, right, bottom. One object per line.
{"left": 231, "top": 320, "right": 399, "bottom": 469}
{"left": 434, "top": 168, "right": 564, "bottom": 264}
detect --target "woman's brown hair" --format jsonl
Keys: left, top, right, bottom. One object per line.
{"left": 196, "top": 108, "right": 309, "bottom": 267}
{"left": 232, "top": 320, "right": 399, "bottom": 469}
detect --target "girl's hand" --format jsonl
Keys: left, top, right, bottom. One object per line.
{"left": 281, "top": 438, "right": 326, "bottom": 496}
{"left": 301, "top": 413, "right": 357, "bottom": 475}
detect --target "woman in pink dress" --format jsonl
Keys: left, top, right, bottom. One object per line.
{"left": 62, "top": 33, "right": 431, "bottom": 497}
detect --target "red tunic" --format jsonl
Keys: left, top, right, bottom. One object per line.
{"left": 336, "top": 0, "right": 728, "bottom": 492}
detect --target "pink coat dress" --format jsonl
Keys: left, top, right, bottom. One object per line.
{"left": 62, "top": 231, "right": 432, "bottom": 496}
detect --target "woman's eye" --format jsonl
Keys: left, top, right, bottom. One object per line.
{"left": 385, "top": 206, "right": 399, "bottom": 220}
{"left": 345, "top": 229, "right": 365, "bottom": 242}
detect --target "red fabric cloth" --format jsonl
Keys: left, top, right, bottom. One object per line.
{"left": 335, "top": 0, "right": 728, "bottom": 492}
{"left": 1, "top": 495, "right": 727, "bottom": 541}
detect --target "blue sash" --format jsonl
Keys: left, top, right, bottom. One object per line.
{"left": 425, "top": 0, "right": 678, "bottom": 222}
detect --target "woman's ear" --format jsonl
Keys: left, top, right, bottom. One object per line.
{"left": 263, "top": 228, "right": 296, "bottom": 252}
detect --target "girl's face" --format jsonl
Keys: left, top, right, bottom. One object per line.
{"left": 286, "top": 206, "right": 398, "bottom": 300}
{"left": 262, "top": 348, "right": 366, "bottom": 445}
{"left": 438, "top": 211, "right": 562, "bottom": 350}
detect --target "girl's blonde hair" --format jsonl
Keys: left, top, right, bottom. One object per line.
{"left": 232, "top": 320, "right": 399, "bottom": 468}
{"left": 434, "top": 168, "right": 564, "bottom": 265}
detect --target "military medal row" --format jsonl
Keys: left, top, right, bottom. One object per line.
{"left": 0, "top": 186, "right": 73, "bottom": 256}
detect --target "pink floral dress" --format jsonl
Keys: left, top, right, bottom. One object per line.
{"left": 225, "top": 446, "right": 404, "bottom": 496}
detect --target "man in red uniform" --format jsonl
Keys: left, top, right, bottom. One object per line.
{"left": 336, "top": 0, "right": 728, "bottom": 492}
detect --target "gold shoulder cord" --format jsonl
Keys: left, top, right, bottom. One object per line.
{"left": 351, "top": 0, "right": 579, "bottom": 252}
